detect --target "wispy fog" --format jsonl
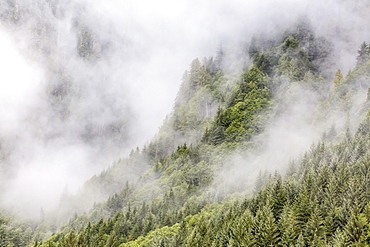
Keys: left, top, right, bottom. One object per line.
{"left": 214, "top": 80, "right": 369, "bottom": 196}
{"left": 0, "top": 0, "right": 369, "bottom": 216}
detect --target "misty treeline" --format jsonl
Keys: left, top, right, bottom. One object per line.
{"left": 0, "top": 17, "right": 361, "bottom": 246}
{"left": 0, "top": 0, "right": 143, "bottom": 209}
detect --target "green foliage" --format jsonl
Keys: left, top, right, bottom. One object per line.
{"left": 249, "top": 19, "right": 332, "bottom": 82}
{"left": 0, "top": 214, "right": 34, "bottom": 247}
{"left": 202, "top": 66, "right": 271, "bottom": 145}
{"left": 333, "top": 69, "right": 344, "bottom": 84}
{"left": 282, "top": 36, "right": 300, "bottom": 51}
{"left": 12, "top": 18, "right": 370, "bottom": 247}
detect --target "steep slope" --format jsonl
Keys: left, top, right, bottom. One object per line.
{"left": 26, "top": 19, "right": 370, "bottom": 247}
{"left": 120, "top": 114, "right": 370, "bottom": 246}
{"left": 0, "top": 0, "right": 193, "bottom": 216}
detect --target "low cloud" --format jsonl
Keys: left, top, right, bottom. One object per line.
{"left": 0, "top": 0, "right": 370, "bottom": 216}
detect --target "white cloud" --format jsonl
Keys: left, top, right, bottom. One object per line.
{"left": 0, "top": 29, "right": 43, "bottom": 133}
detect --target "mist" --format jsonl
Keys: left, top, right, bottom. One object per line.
{"left": 0, "top": 0, "right": 369, "bottom": 217}
{"left": 213, "top": 77, "right": 369, "bottom": 196}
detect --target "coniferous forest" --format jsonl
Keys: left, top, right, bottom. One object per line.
{"left": 1, "top": 1, "right": 370, "bottom": 247}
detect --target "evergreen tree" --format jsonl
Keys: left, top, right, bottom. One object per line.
{"left": 333, "top": 69, "right": 344, "bottom": 84}
{"left": 253, "top": 205, "right": 280, "bottom": 246}
{"left": 356, "top": 42, "right": 370, "bottom": 66}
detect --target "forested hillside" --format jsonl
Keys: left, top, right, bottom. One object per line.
{"left": 1, "top": 1, "right": 370, "bottom": 247}
{"left": 8, "top": 19, "right": 365, "bottom": 246}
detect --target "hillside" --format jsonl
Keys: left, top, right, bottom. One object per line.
{"left": 1, "top": 1, "right": 370, "bottom": 247}
{"left": 13, "top": 20, "right": 368, "bottom": 246}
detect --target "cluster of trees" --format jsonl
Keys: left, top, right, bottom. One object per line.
{"left": 164, "top": 117, "right": 370, "bottom": 246}
{"left": 34, "top": 113, "right": 370, "bottom": 246}
{"left": 4, "top": 19, "right": 370, "bottom": 246}
{"left": 0, "top": 214, "right": 34, "bottom": 246}
{"left": 202, "top": 66, "right": 271, "bottom": 145}
{"left": 249, "top": 20, "right": 332, "bottom": 82}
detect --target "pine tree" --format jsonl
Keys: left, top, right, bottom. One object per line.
{"left": 269, "top": 174, "right": 287, "bottom": 218}
{"left": 304, "top": 209, "right": 324, "bottom": 244}
{"left": 279, "top": 208, "right": 299, "bottom": 247}
{"left": 343, "top": 210, "right": 368, "bottom": 245}
{"left": 229, "top": 209, "right": 255, "bottom": 246}
{"left": 333, "top": 69, "right": 344, "bottom": 84}
{"left": 253, "top": 205, "right": 280, "bottom": 246}
{"left": 61, "top": 229, "right": 78, "bottom": 247}
{"left": 356, "top": 42, "right": 370, "bottom": 66}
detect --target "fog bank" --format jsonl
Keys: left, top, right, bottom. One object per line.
{"left": 0, "top": 0, "right": 369, "bottom": 216}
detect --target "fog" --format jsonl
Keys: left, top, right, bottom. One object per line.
{"left": 0, "top": 0, "right": 369, "bottom": 217}
{"left": 214, "top": 79, "right": 370, "bottom": 196}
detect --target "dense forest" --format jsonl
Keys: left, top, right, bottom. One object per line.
{"left": 2, "top": 1, "right": 370, "bottom": 247}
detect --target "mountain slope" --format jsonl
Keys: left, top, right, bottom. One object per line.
{"left": 24, "top": 19, "right": 370, "bottom": 247}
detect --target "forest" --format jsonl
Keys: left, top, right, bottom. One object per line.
{"left": 1, "top": 1, "right": 370, "bottom": 247}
